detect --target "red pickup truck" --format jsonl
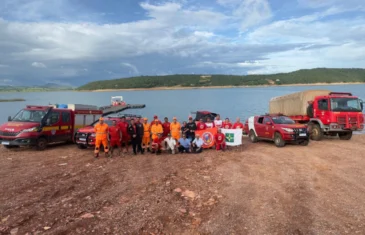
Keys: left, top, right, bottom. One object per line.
{"left": 244, "top": 114, "right": 309, "bottom": 147}
{"left": 75, "top": 115, "right": 141, "bottom": 149}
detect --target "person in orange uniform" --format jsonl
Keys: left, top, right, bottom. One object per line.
{"left": 170, "top": 117, "right": 181, "bottom": 140}
{"left": 109, "top": 120, "right": 122, "bottom": 156}
{"left": 150, "top": 119, "right": 163, "bottom": 141}
{"left": 142, "top": 117, "right": 151, "bottom": 152}
{"left": 232, "top": 117, "right": 244, "bottom": 129}
{"left": 214, "top": 128, "right": 226, "bottom": 151}
{"left": 151, "top": 133, "right": 163, "bottom": 155}
{"left": 150, "top": 115, "right": 162, "bottom": 126}
{"left": 223, "top": 118, "right": 232, "bottom": 129}
{"left": 94, "top": 117, "right": 110, "bottom": 158}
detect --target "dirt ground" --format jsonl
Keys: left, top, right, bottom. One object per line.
{"left": 1, "top": 135, "right": 365, "bottom": 235}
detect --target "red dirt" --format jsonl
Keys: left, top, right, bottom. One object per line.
{"left": 1, "top": 135, "right": 365, "bottom": 234}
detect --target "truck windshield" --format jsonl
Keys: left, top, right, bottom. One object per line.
{"left": 331, "top": 98, "right": 362, "bottom": 112}
{"left": 272, "top": 116, "right": 295, "bottom": 124}
{"left": 12, "top": 109, "right": 46, "bottom": 122}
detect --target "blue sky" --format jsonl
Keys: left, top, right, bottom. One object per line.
{"left": 0, "top": 0, "right": 364, "bottom": 86}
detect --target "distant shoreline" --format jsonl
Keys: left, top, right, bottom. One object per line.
{"left": 0, "top": 98, "right": 25, "bottom": 102}
{"left": 80, "top": 82, "right": 365, "bottom": 92}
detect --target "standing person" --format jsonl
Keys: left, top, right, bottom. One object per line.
{"left": 192, "top": 134, "right": 204, "bottom": 153}
{"left": 127, "top": 118, "right": 142, "bottom": 155}
{"left": 164, "top": 133, "right": 177, "bottom": 154}
{"left": 109, "top": 120, "right": 122, "bottom": 156}
{"left": 94, "top": 117, "right": 110, "bottom": 158}
{"left": 118, "top": 116, "right": 129, "bottom": 153}
{"left": 135, "top": 117, "right": 144, "bottom": 154}
{"left": 151, "top": 133, "right": 163, "bottom": 155}
{"left": 142, "top": 117, "right": 151, "bottom": 152}
{"left": 205, "top": 117, "right": 215, "bottom": 128}
{"left": 232, "top": 117, "right": 244, "bottom": 129}
{"left": 181, "top": 121, "right": 189, "bottom": 137}
{"left": 170, "top": 117, "right": 181, "bottom": 140}
{"left": 214, "top": 128, "right": 226, "bottom": 151}
{"left": 178, "top": 134, "right": 191, "bottom": 153}
{"left": 162, "top": 117, "right": 171, "bottom": 138}
{"left": 151, "top": 119, "right": 163, "bottom": 141}
{"left": 214, "top": 115, "right": 223, "bottom": 128}
{"left": 150, "top": 115, "right": 162, "bottom": 126}
{"left": 223, "top": 118, "right": 232, "bottom": 129}
{"left": 196, "top": 118, "right": 207, "bottom": 130}
{"left": 186, "top": 117, "right": 197, "bottom": 141}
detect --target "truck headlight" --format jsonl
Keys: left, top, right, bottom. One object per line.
{"left": 282, "top": 128, "right": 294, "bottom": 133}
{"left": 21, "top": 127, "right": 38, "bottom": 132}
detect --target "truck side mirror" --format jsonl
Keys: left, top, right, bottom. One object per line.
{"left": 46, "top": 119, "right": 51, "bottom": 126}
{"left": 8, "top": 116, "right": 12, "bottom": 121}
{"left": 360, "top": 100, "right": 363, "bottom": 111}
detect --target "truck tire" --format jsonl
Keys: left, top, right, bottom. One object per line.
{"left": 249, "top": 130, "right": 258, "bottom": 143}
{"left": 339, "top": 131, "right": 352, "bottom": 140}
{"left": 274, "top": 133, "right": 285, "bottom": 147}
{"left": 36, "top": 137, "right": 47, "bottom": 151}
{"left": 310, "top": 124, "right": 323, "bottom": 141}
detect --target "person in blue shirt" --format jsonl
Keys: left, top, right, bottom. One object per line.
{"left": 178, "top": 134, "right": 191, "bottom": 153}
{"left": 192, "top": 134, "right": 204, "bottom": 153}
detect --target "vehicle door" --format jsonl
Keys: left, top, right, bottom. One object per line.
{"left": 315, "top": 98, "right": 330, "bottom": 123}
{"left": 60, "top": 111, "right": 72, "bottom": 142}
{"left": 255, "top": 116, "right": 265, "bottom": 137}
{"left": 263, "top": 117, "right": 274, "bottom": 138}
{"left": 43, "top": 110, "right": 62, "bottom": 143}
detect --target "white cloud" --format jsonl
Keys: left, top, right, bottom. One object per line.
{"left": 233, "top": 0, "right": 272, "bottom": 30}
{"left": 193, "top": 31, "right": 215, "bottom": 38}
{"left": 121, "top": 63, "right": 139, "bottom": 74}
{"left": 31, "top": 62, "right": 46, "bottom": 68}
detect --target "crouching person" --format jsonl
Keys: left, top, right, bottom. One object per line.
{"left": 164, "top": 133, "right": 177, "bottom": 154}
{"left": 151, "top": 133, "right": 163, "bottom": 155}
{"left": 192, "top": 134, "right": 204, "bottom": 153}
{"left": 214, "top": 128, "right": 226, "bottom": 151}
{"left": 178, "top": 134, "right": 191, "bottom": 153}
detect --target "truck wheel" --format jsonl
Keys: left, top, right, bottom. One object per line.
{"left": 274, "top": 133, "right": 285, "bottom": 147}
{"left": 77, "top": 144, "right": 87, "bottom": 149}
{"left": 310, "top": 124, "right": 323, "bottom": 141}
{"left": 249, "top": 130, "right": 258, "bottom": 143}
{"left": 339, "top": 131, "right": 352, "bottom": 140}
{"left": 36, "top": 137, "right": 47, "bottom": 151}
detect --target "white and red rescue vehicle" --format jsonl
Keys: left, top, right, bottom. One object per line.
{"left": 0, "top": 104, "right": 102, "bottom": 150}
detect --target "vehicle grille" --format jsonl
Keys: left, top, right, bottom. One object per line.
{"left": 76, "top": 133, "right": 88, "bottom": 138}
{"left": 337, "top": 116, "right": 358, "bottom": 124}
{"left": 293, "top": 128, "right": 307, "bottom": 135}
{"left": 0, "top": 131, "right": 20, "bottom": 137}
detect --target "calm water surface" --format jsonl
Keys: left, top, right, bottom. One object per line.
{"left": 1, "top": 85, "right": 365, "bottom": 132}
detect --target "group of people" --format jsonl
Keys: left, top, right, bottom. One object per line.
{"left": 93, "top": 114, "right": 244, "bottom": 158}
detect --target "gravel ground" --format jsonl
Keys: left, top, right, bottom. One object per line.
{"left": 0, "top": 135, "right": 365, "bottom": 235}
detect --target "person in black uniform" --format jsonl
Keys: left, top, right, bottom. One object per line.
{"left": 186, "top": 116, "right": 197, "bottom": 141}
{"left": 135, "top": 117, "right": 144, "bottom": 154}
{"left": 127, "top": 118, "right": 143, "bottom": 155}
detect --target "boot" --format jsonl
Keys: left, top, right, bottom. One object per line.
{"left": 94, "top": 153, "right": 99, "bottom": 158}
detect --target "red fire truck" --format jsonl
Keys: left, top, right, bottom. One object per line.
{"left": 269, "top": 90, "right": 364, "bottom": 141}
{"left": 0, "top": 104, "right": 102, "bottom": 150}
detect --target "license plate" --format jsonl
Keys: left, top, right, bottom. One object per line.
{"left": 299, "top": 133, "right": 307, "bottom": 137}
{"left": 79, "top": 138, "right": 86, "bottom": 141}
{"left": 2, "top": 141, "right": 10, "bottom": 145}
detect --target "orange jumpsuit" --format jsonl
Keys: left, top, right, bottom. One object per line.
{"left": 142, "top": 123, "right": 151, "bottom": 147}
{"left": 150, "top": 123, "right": 163, "bottom": 140}
{"left": 94, "top": 123, "right": 109, "bottom": 154}
{"left": 170, "top": 122, "right": 181, "bottom": 140}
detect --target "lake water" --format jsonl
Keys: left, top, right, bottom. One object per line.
{"left": 1, "top": 84, "right": 365, "bottom": 134}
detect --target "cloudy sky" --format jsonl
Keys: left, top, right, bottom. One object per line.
{"left": 0, "top": 0, "right": 364, "bottom": 86}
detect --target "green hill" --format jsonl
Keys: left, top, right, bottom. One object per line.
{"left": 77, "top": 68, "right": 365, "bottom": 90}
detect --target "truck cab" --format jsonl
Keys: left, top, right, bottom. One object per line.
{"left": 308, "top": 92, "right": 364, "bottom": 140}
{"left": 245, "top": 114, "right": 309, "bottom": 147}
